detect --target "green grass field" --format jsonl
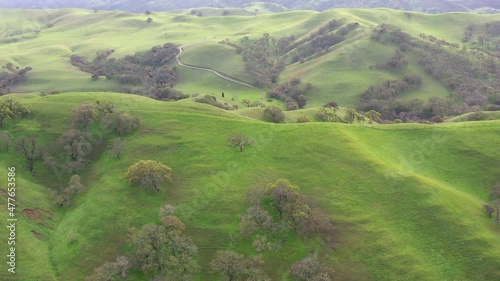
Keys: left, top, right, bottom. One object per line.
{"left": 0, "top": 6, "right": 500, "bottom": 281}
{"left": 0, "top": 92, "right": 499, "bottom": 281}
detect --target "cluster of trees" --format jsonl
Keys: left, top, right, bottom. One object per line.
{"left": 53, "top": 175, "right": 86, "bottom": 207}
{"left": 86, "top": 173, "right": 337, "bottom": 279}
{"left": 485, "top": 22, "right": 500, "bottom": 37}
{"left": 240, "top": 180, "right": 335, "bottom": 252}
{"left": 315, "top": 103, "right": 366, "bottom": 124}
{"left": 291, "top": 22, "right": 359, "bottom": 63}
{"left": 153, "top": 87, "right": 190, "bottom": 101}
{"left": 0, "top": 99, "right": 139, "bottom": 206}
{"left": 223, "top": 28, "right": 341, "bottom": 108}
{"left": 357, "top": 74, "right": 427, "bottom": 121}
{"left": 241, "top": 99, "right": 261, "bottom": 108}
{"left": 0, "top": 97, "right": 30, "bottom": 128}
{"left": 71, "top": 44, "right": 188, "bottom": 100}
{"left": 238, "top": 33, "right": 286, "bottom": 88}
{"left": 211, "top": 250, "right": 270, "bottom": 281}
{"left": 264, "top": 106, "right": 285, "bottom": 123}
{"left": 375, "top": 50, "right": 409, "bottom": 71}
{"left": 418, "top": 33, "right": 460, "bottom": 49}
{"left": 358, "top": 75, "right": 423, "bottom": 109}
{"left": 87, "top": 205, "right": 198, "bottom": 281}
{"left": 227, "top": 20, "right": 356, "bottom": 90}
{"left": 290, "top": 255, "right": 334, "bottom": 281}
{"left": 86, "top": 256, "right": 130, "bottom": 281}
{"left": 0, "top": 63, "right": 33, "bottom": 96}
{"left": 368, "top": 24, "right": 500, "bottom": 122}
{"left": 286, "top": 20, "right": 342, "bottom": 53}
{"left": 462, "top": 22, "right": 500, "bottom": 55}
{"left": 268, "top": 78, "right": 312, "bottom": 110}
{"left": 229, "top": 179, "right": 336, "bottom": 280}
{"left": 316, "top": 102, "right": 340, "bottom": 123}
{"left": 70, "top": 100, "right": 140, "bottom": 135}
{"left": 462, "top": 24, "right": 476, "bottom": 43}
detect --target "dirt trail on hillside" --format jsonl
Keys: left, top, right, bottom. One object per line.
{"left": 176, "top": 45, "right": 257, "bottom": 89}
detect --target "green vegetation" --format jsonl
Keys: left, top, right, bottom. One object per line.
{"left": 1, "top": 8, "right": 499, "bottom": 119}
{"left": 0, "top": 6, "right": 499, "bottom": 281}
{"left": 0, "top": 92, "right": 499, "bottom": 280}
{"left": 181, "top": 42, "right": 253, "bottom": 83}
{"left": 125, "top": 160, "right": 172, "bottom": 192}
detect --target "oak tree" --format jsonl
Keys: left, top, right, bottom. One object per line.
{"left": 0, "top": 97, "right": 30, "bottom": 128}
{"left": 125, "top": 160, "right": 172, "bottom": 192}
{"left": 103, "top": 112, "right": 140, "bottom": 136}
{"left": 228, "top": 133, "right": 253, "bottom": 152}
{"left": 211, "top": 250, "right": 269, "bottom": 281}
{"left": 130, "top": 220, "right": 198, "bottom": 280}
{"left": 264, "top": 106, "right": 285, "bottom": 123}
{"left": 72, "top": 103, "right": 97, "bottom": 130}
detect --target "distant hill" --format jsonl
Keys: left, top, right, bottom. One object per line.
{"left": 0, "top": 0, "right": 499, "bottom": 13}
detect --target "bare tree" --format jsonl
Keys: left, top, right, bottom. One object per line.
{"left": 86, "top": 256, "right": 130, "bottom": 281}
{"left": 15, "top": 137, "right": 42, "bottom": 174}
{"left": 242, "top": 99, "right": 252, "bottom": 108}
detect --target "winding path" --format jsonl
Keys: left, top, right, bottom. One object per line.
{"left": 176, "top": 45, "right": 257, "bottom": 89}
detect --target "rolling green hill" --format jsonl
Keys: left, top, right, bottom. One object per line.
{"left": 0, "top": 8, "right": 498, "bottom": 110}
{"left": 0, "top": 7, "right": 500, "bottom": 281}
{"left": 0, "top": 92, "right": 499, "bottom": 281}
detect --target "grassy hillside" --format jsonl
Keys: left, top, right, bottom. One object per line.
{"left": 0, "top": 8, "right": 500, "bottom": 280}
{"left": 0, "top": 8, "right": 498, "bottom": 110}
{"left": 0, "top": 92, "right": 499, "bottom": 281}
{"left": 180, "top": 42, "right": 253, "bottom": 84}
